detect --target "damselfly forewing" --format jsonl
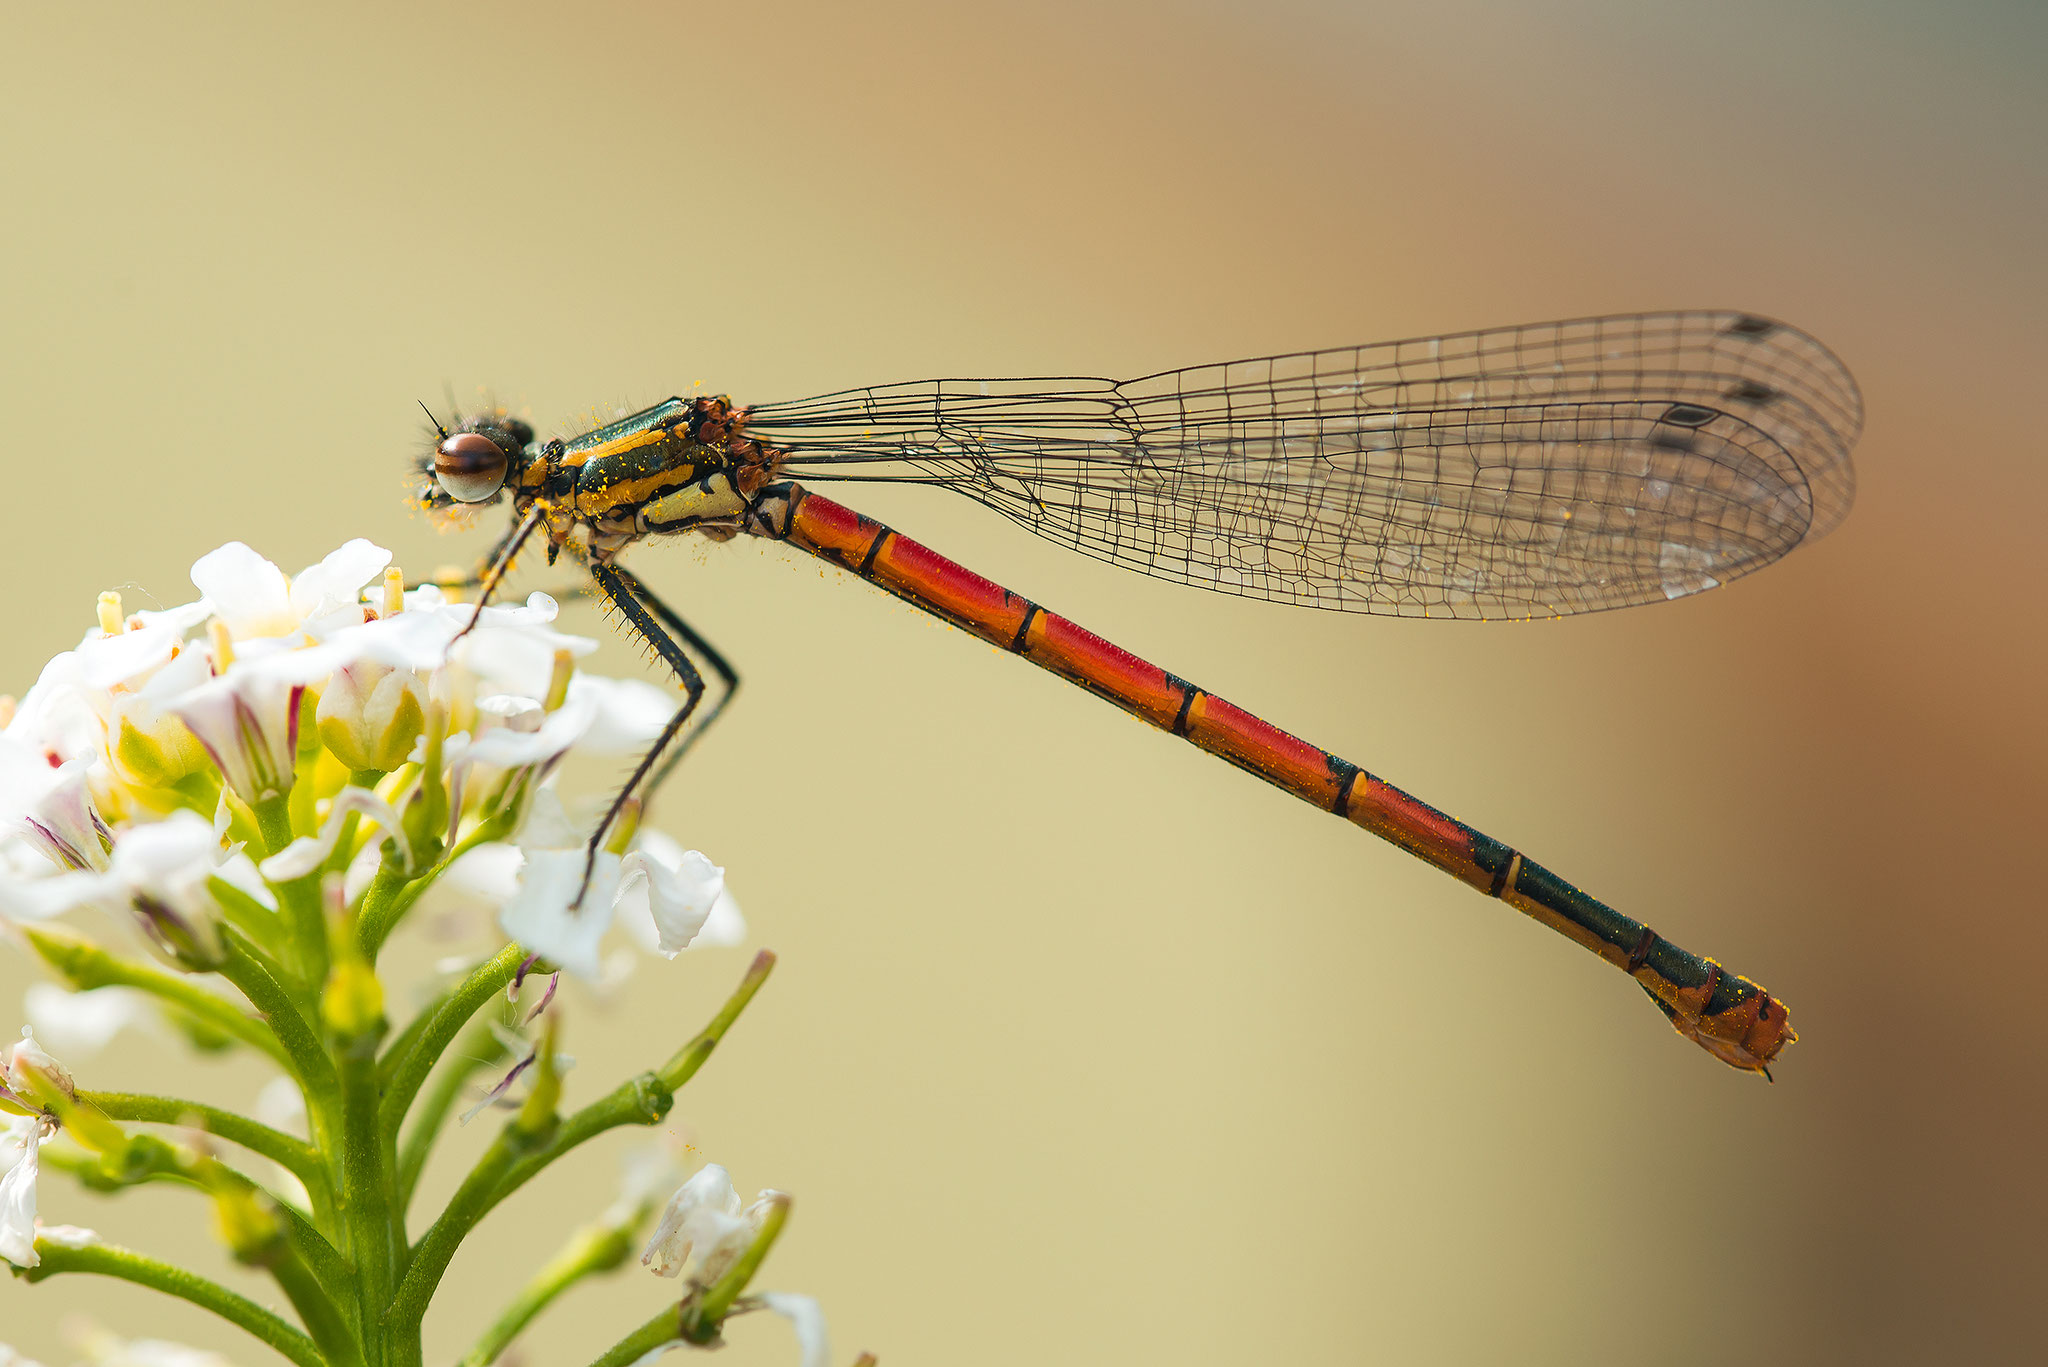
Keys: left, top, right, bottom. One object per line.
{"left": 414, "top": 310, "right": 1860, "bottom": 1077}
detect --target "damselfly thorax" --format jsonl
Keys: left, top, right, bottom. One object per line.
{"left": 418, "top": 396, "right": 785, "bottom": 561}
{"left": 410, "top": 311, "right": 1861, "bottom": 1077}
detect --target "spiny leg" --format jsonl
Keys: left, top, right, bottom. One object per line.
{"left": 599, "top": 562, "right": 740, "bottom": 805}
{"left": 416, "top": 548, "right": 739, "bottom": 794}
{"left": 577, "top": 559, "right": 710, "bottom": 902}
{"left": 558, "top": 543, "right": 741, "bottom": 801}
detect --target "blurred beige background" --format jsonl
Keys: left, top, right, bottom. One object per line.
{"left": 2, "top": 1, "right": 2043, "bottom": 1363}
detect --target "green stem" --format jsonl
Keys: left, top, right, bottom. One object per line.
{"left": 480, "top": 1072, "right": 669, "bottom": 1217}
{"left": 79, "top": 1089, "right": 325, "bottom": 1192}
{"left": 256, "top": 792, "right": 327, "bottom": 989}
{"left": 220, "top": 929, "right": 338, "bottom": 1101}
{"left": 40, "top": 1138, "right": 350, "bottom": 1290}
{"left": 268, "top": 1235, "right": 369, "bottom": 1367}
{"left": 217, "top": 928, "right": 346, "bottom": 1215}
{"left": 377, "top": 980, "right": 454, "bottom": 1086}
{"left": 341, "top": 1041, "right": 399, "bottom": 1367}
{"left": 210, "top": 869, "right": 288, "bottom": 961}
{"left": 361, "top": 817, "right": 509, "bottom": 961}
{"left": 456, "top": 1220, "right": 637, "bottom": 1367}
{"left": 20, "top": 1239, "right": 326, "bottom": 1367}
{"left": 354, "top": 861, "right": 413, "bottom": 963}
{"left": 493, "top": 949, "right": 775, "bottom": 1216}
{"left": 653, "top": 950, "right": 777, "bottom": 1093}
{"left": 22, "top": 925, "right": 290, "bottom": 1068}
{"left": 325, "top": 770, "right": 387, "bottom": 876}
{"left": 396, "top": 1021, "right": 507, "bottom": 1215}
{"left": 388, "top": 952, "right": 775, "bottom": 1343}
{"left": 380, "top": 943, "right": 526, "bottom": 1137}
{"left": 585, "top": 1306, "right": 682, "bottom": 1367}
{"left": 385, "top": 1124, "right": 527, "bottom": 1344}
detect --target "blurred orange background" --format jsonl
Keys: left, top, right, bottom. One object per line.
{"left": 2, "top": 2, "right": 2043, "bottom": 1363}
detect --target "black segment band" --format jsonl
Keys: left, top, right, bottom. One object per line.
{"left": 1010, "top": 603, "right": 1040, "bottom": 653}
{"left": 857, "top": 528, "right": 892, "bottom": 577}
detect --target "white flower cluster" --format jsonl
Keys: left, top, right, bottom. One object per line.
{"left": 0, "top": 538, "right": 749, "bottom": 1279}
{"left": 0, "top": 538, "right": 740, "bottom": 981}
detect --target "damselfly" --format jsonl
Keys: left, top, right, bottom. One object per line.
{"left": 414, "top": 310, "right": 1859, "bottom": 1077}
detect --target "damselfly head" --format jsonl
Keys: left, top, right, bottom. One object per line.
{"left": 434, "top": 431, "right": 513, "bottom": 502}
{"left": 411, "top": 409, "right": 535, "bottom": 525}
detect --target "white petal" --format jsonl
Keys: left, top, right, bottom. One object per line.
{"left": 624, "top": 1345, "right": 681, "bottom": 1367}
{"left": 519, "top": 786, "right": 580, "bottom": 851}
{"left": 455, "top": 614, "right": 600, "bottom": 700}
{"left": 476, "top": 693, "right": 546, "bottom": 732}
{"left": 441, "top": 842, "right": 524, "bottom": 902}
{"left": 0, "top": 1117, "right": 36, "bottom": 1175}
{"left": 135, "top": 643, "right": 215, "bottom": 704}
{"left": 5, "top": 652, "right": 103, "bottom": 763}
{"left": 259, "top": 785, "right": 409, "bottom": 881}
{"left": 129, "top": 598, "right": 215, "bottom": 637}
{"left": 645, "top": 830, "right": 746, "bottom": 945}
{"left": 323, "top": 606, "right": 466, "bottom": 674}
{"left": 498, "top": 849, "right": 622, "bottom": 980}
{"left": 0, "top": 756, "right": 110, "bottom": 874}
{"left": 620, "top": 847, "right": 723, "bottom": 957}
{"left": 23, "top": 984, "right": 152, "bottom": 1056}
{"left": 290, "top": 539, "right": 392, "bottom": 623}
{"left": 759, "top": 1291, "right": 832, "bottom": 1367}
{"left": 0, "top": 1128, "right": 41, "bottom": 1267}
{"left": 109, "top": 810, "right": 222, "bottom": 896}
{"left": 191, "top": 542, "right": 294, "bottom": 639}
{"left": 463, "top": 691, "right": 595, "bottom": 768}
{"left": 567, "top": 673, "right": 680, "bottom": 752}
{"left": 685, "top": 1206, "right": 755, "bottom": 1284}
{"left": 0, "top": 1342, "right": 52, "bottom": 1366}
{"left": 167, "top": 673, "right": 300, "bottom": 802}
{"left": 0, "top": 865, "right": 116, "bottom": 922}
{"left": 71, "top": 621, "right": 179, "bottom": 690}
{"left": 641, "top": 1163, "right": 741, "bottom": 1277}
{"left": 211, "top": 845, "right": 279, "bottom": 911}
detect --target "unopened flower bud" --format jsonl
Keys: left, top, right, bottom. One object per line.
{"left": 108, "top": 692, "right": 214, "bottom": 788}
{"left": 317, "top": 661, "right": 428, "bottom": 772}
{"left": 211, "top": 1182, "right": 284, "bottom": 1266}
{"left": 321, "top": 957, "right": 386, "bottom": 1044}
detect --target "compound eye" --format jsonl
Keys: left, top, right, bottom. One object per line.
{"left": 434, "top": 431, "right": 509, "bottom": 502}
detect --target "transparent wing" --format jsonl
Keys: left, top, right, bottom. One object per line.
{"left": 745, "top": 311, "right": 1861, "bottom": 619}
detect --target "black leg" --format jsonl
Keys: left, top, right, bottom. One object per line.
{"left": 601, "top": 562, "right": 741, "bottom": 804}
{"left": 423, "top": 548, "right": 740, "bottom": 789}
{"left": 578, "top": 559, "right": 711, "bottom": 899}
